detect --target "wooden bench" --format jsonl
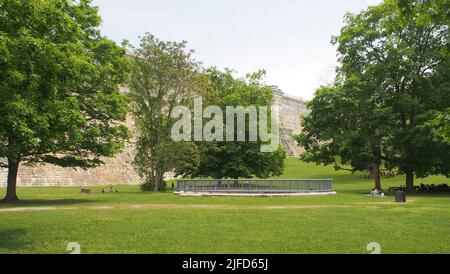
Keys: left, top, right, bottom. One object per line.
{"left": 80, "top": 188, "right": 91, "bottom": 194}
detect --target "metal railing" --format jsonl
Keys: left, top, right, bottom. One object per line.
{"left": 176, "top": 179, "right": 333, "bottom": 193}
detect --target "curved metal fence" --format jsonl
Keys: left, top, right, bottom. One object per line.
{"left": 176, "top": 179, "right": 333, "bottom": 193}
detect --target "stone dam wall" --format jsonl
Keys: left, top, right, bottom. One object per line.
{"left": 0, "top": 87, "right": 308, "bottom": 187}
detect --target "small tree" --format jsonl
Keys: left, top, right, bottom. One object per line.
{"left": 128, "top": 34, "right": 206, "bottom": 191}
{"left": 0, "top": 0, "right": 129, "bottom": 202}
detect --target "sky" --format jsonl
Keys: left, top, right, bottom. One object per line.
{"left": 92, "top": 0, "right": 381, "bottom": 100}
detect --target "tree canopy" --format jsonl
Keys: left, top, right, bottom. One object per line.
{"left": 192, "top": 69, "right": 287, "bottom": 179}
{"left": 127, "top": 34, "right": 209, "bottom": 191}
{"left": 298, "top": 0, "right": 450, "bottom": 191}
{"left": 0, "top": 0, "right": 129, "bottom": 202}
{"left": 129, "top": 34, "right": 286, "bottom": 186}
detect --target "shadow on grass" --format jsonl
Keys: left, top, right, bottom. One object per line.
{"left": 405, "top": 193, "right": 450, "bottom": 198}
{"left": 0, "top": 198, "right": 95, "bottom": 208}
{"left": 0, "top": 229, "right": 31, "bottom": 252}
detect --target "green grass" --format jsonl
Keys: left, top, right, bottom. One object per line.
{"left": 1, "top": 158, "right": 449, "bottom": 254}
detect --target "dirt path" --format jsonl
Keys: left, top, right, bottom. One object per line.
{"left": 0, "top": 206, "right": 77, "bottom": 212}
{"left": 0, "top": 202, "right": 409, "bottom": 212}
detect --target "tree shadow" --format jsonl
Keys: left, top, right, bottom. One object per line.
{"left": 0, "top": 198, "right": 95, "bottom": 208}
{"left": 406, "top": 192, "right": 450, "bottom": 198}
{"left": 0, "top": 229, "right": 31, "bottom": 252}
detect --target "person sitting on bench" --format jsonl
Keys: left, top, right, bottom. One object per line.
{"left": 369, "top": 188, "right": 384, "bottom": 197}
{"left": 102, "top": 186, "right": 118, "bottom": 193}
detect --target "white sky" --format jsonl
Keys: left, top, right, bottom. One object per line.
{"left": 93, "top": 0, "right": 381, "bottom": 100}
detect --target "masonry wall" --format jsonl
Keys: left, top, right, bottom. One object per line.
{"left": 0, "top": 87, "right": 308, "bottom": 187}
{"left": 0, "top": 168, "right": 6, "bottom": 187}
{"left": 0, "top": 116, "right": 140, "bottom": 187}
{"left": 272, "top": 86, "right": 309, "bottom": 156}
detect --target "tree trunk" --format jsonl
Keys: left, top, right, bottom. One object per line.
{"left": 405, "top": 170, "right": 415, "bottom": 193}
{"left": 154, "top": 170, "right": 164, "bottom": 192}
{"left": 153, "top": 171, "right": 159, "bottom": 192}
{"left": 372, "top": 158, "right": 382, "bottom": 190}
{"left": 3, "top": 158, "right": 20, "bottom": 203}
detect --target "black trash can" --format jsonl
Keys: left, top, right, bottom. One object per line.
{"left": 395, "top": 191, "right": 406, "bottom": 203}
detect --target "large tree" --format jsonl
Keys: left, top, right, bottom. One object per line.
{"left": 299, "top": 0, "right": 449, "bottom": 192}
{"left": 0, "top": 0, "right": 129, "bottom": 202}
{"left": 338, "top": 0, "right": 449, "bottom": 191}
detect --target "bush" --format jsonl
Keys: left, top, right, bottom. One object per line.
{"left": 141, "top": 180, "right": 167, "bottom": 192}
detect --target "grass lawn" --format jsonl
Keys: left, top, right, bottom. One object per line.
{"left": 1, "top": 158, "right": 449, "bottom": 254}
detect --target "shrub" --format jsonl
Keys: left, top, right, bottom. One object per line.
{"left": 141, "top": 180, "right": 167, "bottom": 192}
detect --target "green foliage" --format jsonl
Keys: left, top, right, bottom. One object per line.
{"left": 141, "top": 180, "right": 167, "bottom": 192}
{"left": 129, "top": 36, "right": 286, "bottom": 186}
{"left": 128, "top": 34, "right": 206, "bottom": 191}
{"left": 299, "top": 0, "right": 450, "bottom": 191}
{"left": 172, "top": 142, "right": 201, "bottom": 177}
{"left": 298, "top": 85, "right": 379, "bottom": 172}
{"left": 193, "top": 69, "right": 287, "bottom": 179}
{"left": 427, "top": 108, "right": 450, "bottom": 144}
{"left": 0, "top": 0, "right": 129, "bottom": 201}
